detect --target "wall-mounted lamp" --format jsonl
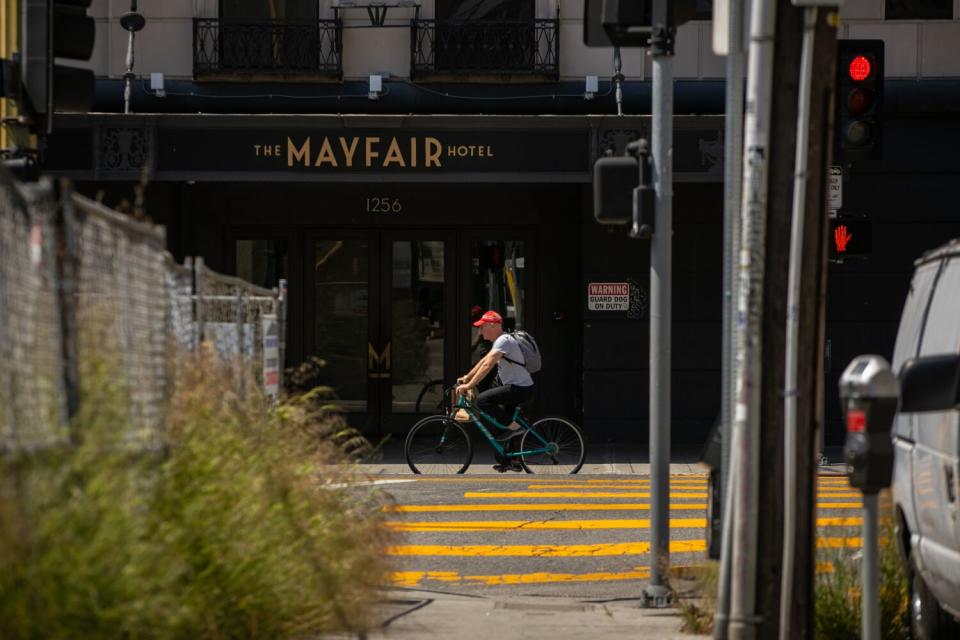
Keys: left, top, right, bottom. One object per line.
{"left": 150, "top": 72, "right": 165, "bottom": 97}
{"left": 368, "top": 74, "right": 383, "bottom": 100}
{"left": 584, "top": 75, "right": 599, "bottom": 100}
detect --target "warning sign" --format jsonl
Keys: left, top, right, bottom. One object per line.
{"left": 588, "top": 282, "right": 630, "bottom": 311}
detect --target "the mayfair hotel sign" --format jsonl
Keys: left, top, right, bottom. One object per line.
{"left": 157, "top": 129, "right": 591, "bottom": 177}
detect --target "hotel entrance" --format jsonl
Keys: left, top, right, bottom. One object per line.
{"left": 232, "top": 229, "right": 534, "bottom": 435}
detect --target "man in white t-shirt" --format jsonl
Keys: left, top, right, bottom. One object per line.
{"left": 455, "top": 310, "right": 534, "bottom": 469}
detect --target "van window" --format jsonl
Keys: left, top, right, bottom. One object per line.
{"left": 892, "top": 260, "right": 940, "bottom": 371}
{"left": 919, "top": 257, "right": 960, "bottom": 356}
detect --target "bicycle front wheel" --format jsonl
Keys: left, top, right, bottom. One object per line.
{"left": 519, "top": 416, "right": 585, "bottom": 474}
{"left": 405, "top": 416, "right": 472, "bottom": 474}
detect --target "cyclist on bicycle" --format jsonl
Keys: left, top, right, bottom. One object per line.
{"left": 455, "top": 310, "right": 533, "bottom": 469}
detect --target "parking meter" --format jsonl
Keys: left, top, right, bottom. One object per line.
{"left": 839, "top": 355, "right": 899, "bottom": 494}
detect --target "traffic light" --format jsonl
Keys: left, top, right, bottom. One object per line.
{"left": 583, "top": 0, "right": 698, "bottom": 48}
{"left": 836, "top": 40, "right": 883, "bottom": 162}
{"left": 21, "top": 0, "right": 96, "bottom": 135}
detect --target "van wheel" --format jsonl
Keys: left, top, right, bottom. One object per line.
{"left": 911, "top": 564, "right": 960, "bottom": 639}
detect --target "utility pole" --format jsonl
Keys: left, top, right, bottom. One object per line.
{"left": 643, "top": 0, "right": 674, "bottom": 608}
{"left": 723, "top": 3, "right": 838, "bottom": 637}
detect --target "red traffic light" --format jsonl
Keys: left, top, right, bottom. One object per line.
{"left": 846, "top": 87, "right": 873, "bottom": 115}
{"left": 848, "top": 55, "right": 872, "bottom": 82}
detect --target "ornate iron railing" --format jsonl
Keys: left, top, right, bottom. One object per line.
{"left": 193, "top": 18, "right": 342, "bottom": 79}
{"left": 411, "top": 19, "right": 559, "bottom": 79}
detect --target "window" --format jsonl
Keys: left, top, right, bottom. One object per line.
{"left": 885, "top": 0, "right": 953, "bottom": 19}
{"left": 218, "top": 0, "right": 320, "bottom": 72}
{"left": 436, "top": 0, "right": 533, "bottom": 21}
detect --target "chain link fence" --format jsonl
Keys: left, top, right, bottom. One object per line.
{"left": 0, "top": 175, "right": 286, "bottom": 455}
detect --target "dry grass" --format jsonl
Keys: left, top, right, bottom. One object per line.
{"left": 0, "top": 346, "right": 395, "bottom": 639}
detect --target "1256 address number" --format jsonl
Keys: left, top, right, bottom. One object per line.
{"left": 366, "top": 197, "right": 402, "bottom": 214}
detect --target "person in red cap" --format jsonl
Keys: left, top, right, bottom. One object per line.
{"left": 456, "top": 309, "right": 534, "bottom": 471}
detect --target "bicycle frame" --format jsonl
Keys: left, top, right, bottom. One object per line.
{"left": 452, "top": 394, "right": 551, "bottom": 460}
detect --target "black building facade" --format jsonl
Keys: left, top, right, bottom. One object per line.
{"left": 42, "top": 80, "right": 960, "bottom": 449}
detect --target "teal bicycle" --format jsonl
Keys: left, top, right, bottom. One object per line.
{"left": 404, "top": 388, "right": 585, "bottom": 474}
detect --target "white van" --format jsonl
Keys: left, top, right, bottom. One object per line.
{"left": 890, "top": 238, "right": 960, "bottom": 638}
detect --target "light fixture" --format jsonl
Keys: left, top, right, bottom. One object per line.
{"left": 150, "top": 72, "right": 166, "bottom": 97}
{"left": 368, "top": 74, "right": 383, "bottom": 100}
{"left": 584, "top": 75, "right": 599, "bottom": 100}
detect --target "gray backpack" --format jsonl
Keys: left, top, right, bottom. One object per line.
{"left": 503, "top": 331, "right": 542, "bottom": 374}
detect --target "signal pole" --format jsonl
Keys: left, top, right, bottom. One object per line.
{"left": 643, "top": 0, "right": 675, "bottom": 608}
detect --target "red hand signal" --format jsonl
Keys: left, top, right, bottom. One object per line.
{"left": 834, "top": 224, "right": 853, "bottom": 253}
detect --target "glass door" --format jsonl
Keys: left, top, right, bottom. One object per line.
{"left": 380, "top": 233, "right": 455, "bottom": 432}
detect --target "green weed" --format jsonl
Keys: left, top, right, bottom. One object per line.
{"left": 0, "top": 346, "right": 394, "bottom": 639}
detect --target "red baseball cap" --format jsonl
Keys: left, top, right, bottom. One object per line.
{"left": 472, "top": 310, "right": 502, "bottom": 327}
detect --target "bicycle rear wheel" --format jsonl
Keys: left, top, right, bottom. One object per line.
{"left": 519, "top": 416, "right": 585, "bottom": 474}
{"left": 405, "top": 416, "right": 472, "bottom": 474}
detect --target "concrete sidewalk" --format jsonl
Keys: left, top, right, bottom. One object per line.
{"left": 325, "top": 588, "right": 703, "bottom": 639}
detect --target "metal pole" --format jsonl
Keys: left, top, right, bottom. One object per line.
{"left": 121, "top": 2, "right": 145, "bottom": 115}
{"left": 862, "top": 492, "right": 880, "bottom": 640}
{"left": 780, "top": 9, "right": 818, "bottom": 639}
{"left": 643, "top": 0, "right": 674, "bottom": 608}
{"left": 729, "top": 0, "right": 777, "bottom": 637}
{"left": 716, "top": 0, "right": 746, "bottom": 633}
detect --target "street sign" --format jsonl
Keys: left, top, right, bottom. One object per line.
{"left": 828, "top": 165, "right": 842, "bottom": 211}
{"left": 588, "top": 282, "right": 630, "bottom": 311}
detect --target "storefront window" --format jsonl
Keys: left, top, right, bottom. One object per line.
{"left": 392, "top": 241, "right": 445, "bottom": 413}
{"left": 472, "top": 239, "right": 525, "bottom": 332}
{"left": 235, "top": 239, "right": 288, "bottom": 290}
{"left": 314, "top": 239, "right": 368, "bottom": 411}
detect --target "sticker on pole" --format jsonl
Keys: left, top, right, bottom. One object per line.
{"left": 828, "top": 165, "right": 842, "bottom": 211}
{"left": 262, "top": 314, "right": 280, "bottom": 396}
{"left": 588, "top": 282, "right": 630, "bottom": 311}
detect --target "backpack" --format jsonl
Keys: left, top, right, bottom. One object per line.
{"left": 502, "top": 330, "right": 542, "bottom": 374}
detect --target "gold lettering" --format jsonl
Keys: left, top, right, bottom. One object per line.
{"left": 410, "top": 137, "right": 417, "bottom": 168}
{"left": 314, "top": 136, "right": 338, "bottom": 167}
{"left": 365, "top": 136, "right": 381, "bottom": 167}
{"left": 477, "top": 146, "right": 485, "bottom": 157}
{"left": 274, "top": 145, "right": 281, "bottom": 156}
{"left": 457, "top": 145, "right": 468, "bottom": 157}
{"left": 487, "top": 145, "right": 494, "bottom": 158}
{"left": 426, "top": 138, "right": 442, "bottom": 167}
{"left": 287, "top": 136, "right": 310, "bottom": 166}
{"left": 447, "top": 145, "right": 457, "bottom": 157}
{"left": 382, "top": 137, "right": 406, "bottom": 167}
{"left": 467, "top": 144, "right": 477, "bottom": 156}
{"left": 339, "top": 136, "right": 359, "bottom": 167}
{"left": 254, "top": 144, "right": 262, "bottom": 156}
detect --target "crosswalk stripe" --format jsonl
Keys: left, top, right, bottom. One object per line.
{"left": 385, "top": 500, "right": 863, "bottom": 513}
{"left": 386, "top": 516, "right": 864, "bottom": 532}
{"left": 530, "top": 483, "right": 705, "bottom": 489}
{"left": 384, "top": 503, "right": 708, "bottom": 512}
{"left": 387, "top": 518, "right": 708, "bottom": 532}
{"left": 391, "top": 568, "right": 654, "bottom": 587}
{"left": 463, "top": 491, "right": 710, "bottom": 499}
{"left": 387, "top": 540, "right": 708, "bottom": 557}
{"left": 387, "top": 536, "right": 860, "bottom": 557}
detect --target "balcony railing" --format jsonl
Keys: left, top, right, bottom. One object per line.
{"left": 193, "top": 18, "right": 342, "bottom": 80}
{"left": 411, "top": 19, "right": 559, "bottom": 80}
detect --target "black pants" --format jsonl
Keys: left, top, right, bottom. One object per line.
{"left": 477, "top": 384, "right": 534, "bottom": 429}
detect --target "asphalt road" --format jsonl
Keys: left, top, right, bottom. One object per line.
{"left": 374, "top": 472, "right": 864, "bottom": 599}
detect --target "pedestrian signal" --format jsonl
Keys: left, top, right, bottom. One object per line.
{"left": 829, "top": 217, "right": 872, "bottom": 261}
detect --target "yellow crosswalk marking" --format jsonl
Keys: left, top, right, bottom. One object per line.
{"left": 387, "top": 540, "right": 708, "bottom": 557}
{"left": 388, "top": 537, "right": 860, "bottom": 557}
{"left": 463, "top": 491, "right": 709, "bottom": 499}
{"left": 391, "top": 568, "right": 654, "bottom": 587}
{"left": 387, "top": 516, "right": 864, "bottom": 532}
{"left": 530, "top": 483, "right": 705, "bottom": 489}
{"left": 387, "top": 518, "right": 708, "bottom": 532}
{"left": 818, "top": 502, "right": 863, "bottom": 508}
{"left": 384, "top": 502, "right": 708, "bottom": 512}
